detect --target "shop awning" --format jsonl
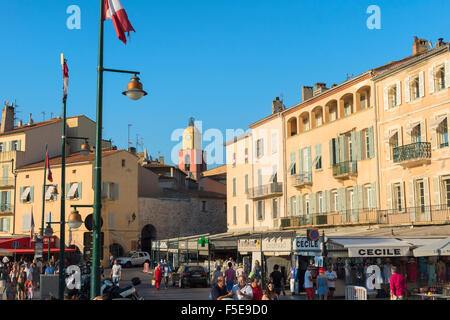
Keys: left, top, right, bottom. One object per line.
{"left": 328, "top": 237, "right": 411, "bottom": 257}
{"left": 413, "top": 237, "right": 450, "bottom": 257}
{"left": 3, "top": 248, "right": 76, "bottom": 254}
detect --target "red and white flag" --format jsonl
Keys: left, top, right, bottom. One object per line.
{"left": 46, "top": 149, "right": 53, "bottom": 182}
{"left": 104, "top": 0, "right": 135, "bottom": 45}
{"left": 30, "top": 208, "right": 35, "bottom": 246}
{"left": 62, "top": 59, "right": 69, "bottom": 102}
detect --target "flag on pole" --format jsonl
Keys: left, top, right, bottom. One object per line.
{"left": 46, "top": 149, "right": 53, "bottom": 182}
{"left": 62, "top": 56, "right": 69, "bottom": 103}
{"left": 30, "top": 208, "right": 35, "bottom": 246}
{"left": 104, "top": 0, "right": 135, "bottom": 45}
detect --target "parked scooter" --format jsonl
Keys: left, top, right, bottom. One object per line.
{"left": 100, "top": 277, "right": 143, "bottom": 300}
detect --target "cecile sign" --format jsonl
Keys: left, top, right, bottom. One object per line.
{"left": 348, "top": 247, "right": 410, "bottom": 257}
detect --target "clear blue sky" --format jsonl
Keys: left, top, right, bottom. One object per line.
{"left": 1, "top": 0, "right": 449, "bottom": 166}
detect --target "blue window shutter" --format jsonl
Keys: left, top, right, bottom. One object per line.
{"left": 368, "top": 126, "right": 374, "bottom": 158}
{"left": 351, "top": 131, "right": 356, "bottom": 161}
{"left": 20, "top": 187, "right": 24, "bottom": 203}
{"left": 4, "top": 218, "right": 9, "bottom": 233}
{"left": 307, "top": 146, "right": 312, "bottom": 172}
{"left": 336, "top": 190, "right": 341, "bottom": 211}
{"left": 341, "top": 188, "right": 347, "bottom": 222}
{"left": 299, "top": 194, "right": 304, "bottom": 215}
{"left": 298, "top": 149, "right": 303, "bottom": 173}
{"left": 262, "top": 201, "right": 265, "bottom": 220}
{"left": 371, "top": 182, "right": 377, "bottom": 209}
{"left": 66, "top": 183, "right": 70, "bottom": 200}
{"left": 30, "top": 186, "right": 34, "bottom": 202}
{"left": 78, "top": 182, "right": 82, "bottom": 199}
{"left": 339, "top": 136, "right": 345, "bottom": 162}
{"left": 356, "top": 131, "right": 362, "bottom": 161}
{"left": 334, "top": 138, "right": 340, "bottom": 165}
{"left": 7, "top": 191, "right": 11, "bottom": 205}
{"left": 326, "top": 190, "right": 331, "bottom": 212}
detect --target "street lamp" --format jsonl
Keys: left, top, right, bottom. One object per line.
{"left": 80, "top": 141, "right": 92, "bottom": 157}
{"left": 122, "top": 76, "right": 147, "bottom": 101}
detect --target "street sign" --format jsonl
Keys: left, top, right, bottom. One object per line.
{"left": 307, "top": 229, "right": 320, "bottom": 241}
{"left": 34, "top": 242, "right": 43, "bottom": 259}
{"left": 84, "top": 214, "right": 103, "bottom": 231}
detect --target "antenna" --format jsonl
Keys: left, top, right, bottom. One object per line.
{"left": 41, "top": 112, "right": 46, "bottom": 121}
{"left": 128, "top": 124, "right": 132, "bottom": 150}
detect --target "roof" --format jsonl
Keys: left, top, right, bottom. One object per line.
{"left": 0, "top": 115, "right": 88, "bottom": 137}
{"left": 201, "top": 165, "right": 226, "bottom": 177}
{"left": 413, "top": 237, "right": 450, "bottom": 257}
{"left": 17, "top": 149, "right": 126, "bottom": 170}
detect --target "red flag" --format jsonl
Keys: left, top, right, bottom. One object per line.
{"left": 62, "top": 59, "right": 69, "bottom": 102}
{"left": 104, "top": 0, "right": 135, "bottom": 45}
{"left": 46, "top": 150, "right": 53, "bottom": 182}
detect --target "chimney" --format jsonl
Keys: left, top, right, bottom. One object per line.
{"left": 313, "top": 82, "right": 328, "bottom": 96}
{"left": 331, "top": 83, "right": 338, "bottom": 88}
{"left": 301, "top": 86, "right": 313, "bottom": 102}
{"left": 436, "top": 38, "right": 447, "bottom": 48}
{"left": 1, "top": 102, "right": 15, "bottom": 133}
{"left": 28, "top": 113, "right": 34, "bottom": 125}
{"left": 17, "top": 120, "right": 23, "bottom": 127}
{"left": 128, "top": 147, "right": 136, "bottom": 154}
{"left": 271, "top": 97, "right": 284, "bottom": 114}
{"left": 159, "top": 156, "right": 164, "bottom": 164}
{"left": 413, "top": 36, "right": 429, "bottom": 55}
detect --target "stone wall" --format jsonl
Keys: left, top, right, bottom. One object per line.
{"left": 139, "top": 196, "right": 227, "bottom": 240}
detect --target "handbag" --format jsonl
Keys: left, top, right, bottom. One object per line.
{"left": 152, "top": 279, "right": 156, "bottom": 286}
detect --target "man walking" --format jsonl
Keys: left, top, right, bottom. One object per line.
{"left": 270, "top": 265, "right": 284, "bottom": 296}
{"left": 289, "top": 266, "right": 297, "bottom": 295}
{"left": 390, "top": 266, "right": 406, "bottom": 300}
{"left": 163, "top": 260, "right": 171, "bottom": 290}
{"left": 325, "top": 264, "right": 337, "bottom": 300}
{"left": 224, "top": 262, "right": 236, "bottom": 292}
{"left": 304, "top": 265, "right": 315, "bottom": 300}
{"left": 110, "top": 260, "right": 122, "bottom": 286}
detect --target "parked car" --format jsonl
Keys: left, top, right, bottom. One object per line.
{"left": 116, "top": 251, "right": 151, "bottom": 268}
{"left": 171, "top": 264, "right": 208, "bottom": 288}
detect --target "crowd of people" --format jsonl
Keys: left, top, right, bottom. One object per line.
{"left": 0, "top": 256, "right": 60, "bottom": 300}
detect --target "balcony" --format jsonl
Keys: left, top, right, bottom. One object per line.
{"left": 247, "top": 182, "right": 283, "bottom": 200}
{"left": 0, "top": 203, "right": 13, "bottom": 214}
{"left": 378, "top": 205, "right": 450, "bottom": 225}
{"left": 332, "top": 161, "right": 357, "bottom": 179}
{"left": 291, "top": 172, "right": 312, "bottom": 188}
{"left": 393, "top": 142, "right": 431, "bottom": 167}
{"left": 0, "top": 177, "right": 14, "bottom": 187}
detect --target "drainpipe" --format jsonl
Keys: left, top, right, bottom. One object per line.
{"left": 372, "top": 79, "right": 382, "bottom": 220}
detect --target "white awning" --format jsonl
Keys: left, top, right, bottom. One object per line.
{"left": 329, "top": 237, "right": 412, "bottom": 257}
{"left": 45, "top": 186, "right": 56, "bottom": 200}
{"left": 21, "top": 187, "right": 31, "bottom": 201}
{"left": 68, "top": 183, "right": 79, "bottom": 198}
{"left": 383, "top": 130, "right": 399, "bottom": 143}
{"left": 413, "top": 237, "right": 450, "bottom": 257}
{"left": 430, "top": 115, "right": 447, "bottom": 130}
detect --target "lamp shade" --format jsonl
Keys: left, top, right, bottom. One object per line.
{"left": 44, "top": 225, "right": 54, "bottom": 237}
{"left": 67, "top": 210, "right": 83, "bottom": 230}
{"left": 122, "top": 76, "right": 148, "bottom": 101}
{"left": 80, "top": 142, "right": 91, "bottom": 156}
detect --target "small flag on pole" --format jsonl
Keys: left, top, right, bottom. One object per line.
{"left": 46, "top": 149, "right": 53, "bottom": 183}
{"left": 104, "top": 0, "right": 135, "bottom": 45}
{"left": 62, "top": 54, "right": 69, "bottom": 103}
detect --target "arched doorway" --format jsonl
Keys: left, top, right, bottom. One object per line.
{"left": 141, "top": 224, "right": 157, "bottom": 254}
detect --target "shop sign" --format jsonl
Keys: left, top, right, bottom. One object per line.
{"left": 294, "top": 237, "right": 322, "bottom": 252}
{"left": 262, "top": 237, "right": 292, "bottom": 252}
{"left": 238, "top": 239, "right": 260, "bottom": 252}
{"left": 348, "top": 247, "right": 410, "bottom": 257}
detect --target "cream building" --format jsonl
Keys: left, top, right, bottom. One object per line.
{"left": 14, "top": 149, "right": 139, "bottom": 267}
{"left": 374, "top": 37, "right": 450, "bottom": 225}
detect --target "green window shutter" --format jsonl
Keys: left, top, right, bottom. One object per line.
{"left": 329, "top": 139, "right": 334, "bottom": 167}
{"left": 356, "top": 131, "right": 362, "bottom": 161}
{"left": 244, "top": 175, "right": 248, "bottom": 193}
{"left": 114, "top": 183, "right": 119, "bottom": 200}
{"left": 298, "top": 149, "right": 303, "bottom": 173}
{"left": 17, "top": 140, "right": 21, "bottom": 151}
{"left": 102, "top": 182, "right": 107, "bottom": 198}
{"left": 9, "top": 142, "right": 13, "bottom": 151}
{"left": 257, "top": 169, "right": 262, "bottom": 187}
{"left": 339, "top": 136, "right": 345, "bottom": 162}
{"left": 30, "top": 186, "right": 34, "bottom": 203}
{"left": 307, "top": 146, "right": 312, "bottom": 172}
{"left": 326, "top": 190, "right": 331, "bottom": 212}
{"left": 296, "top": 195, "right": 300, "bottom": 216}
{"left": 233, "top": 178, "right": 236, "bottom": 196}
{"left": 4, "top": 218, "right": 10, "bottom": 233}
{"left": 270, "top": 200, "right": 274, "bottom": 218}
{"left": 312, "top": 192, "right": 316, "bottom": 214}
{"left": 262, "top": 201, "right": 265, "bottom": 220}
{"left": 334, "top": 138, "right": 340, "bottom": 165}
{"left": 351, "top": 132, "right": 357, "bottom": 161}
{"left": 299, "top": 194, "right": 304, "bottom": 215}
{"left": 358, "top": 185, "right": 364, "bottom": 209}
{"left": 368, "top": 126, "right": 374, "bottom": 158}
{"left": 20, "top": 187, "right": 24, "bottom": 203}
{"left": 7, "top": 191, "right": 11, "bottom": 205}
{"left": 288, "top": 198, "right": 292, "bottom": 216}
{"left": 78, "top": 182, "right": 82, "bottom": 199}
{"left": 0, "top": 192, "right": 3, "bottom": 207}
{"left": 341, "top": 188, "right": 347, "bottom": 222}
{"left": 371, "top": 182, "right": 377, "bottom": 209}
{"left": 336, "top": 190, "right": 341, "bottom": 211}
{"left": 66, "top": 183, "right": 70, "bottom": 200}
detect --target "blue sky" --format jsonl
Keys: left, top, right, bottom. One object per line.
{"left": 1, "top": 0, "right": 449, "bottom": 166}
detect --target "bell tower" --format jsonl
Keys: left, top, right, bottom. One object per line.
{"left": 178, "top": 117, "right": 207, "bottom": 180}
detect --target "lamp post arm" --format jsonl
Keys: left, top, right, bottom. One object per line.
{"left": 102, "top": 68, "right": 140, "bottom": 75}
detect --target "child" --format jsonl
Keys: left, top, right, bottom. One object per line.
{"left": 25, "top": 279, "right": 33, "bottom": 300}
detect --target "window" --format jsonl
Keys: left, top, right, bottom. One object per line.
{"left": 348, "top": 189, "right": 354, "bottom": 210}
{"left": 244, "top": 175, "right": 249, "bottom": 193}
{"left": 315, "top": 113, "right": 322, "bottom": 127}
{"left": 389, "top": 132, "right": 399, "bottom": 159}
{"left": 10, "top": 140, "right": 20, "bottom": 151}
{"left": 411, "top": 76, "right": 420, "bottom": 100}
{"left": 437, "top": 66, "right": 446, "bottom": 91}
{"left": 202, "top": 201, "right": 206, "bottom": 212}
{"left": 388, "top": 85, "right": 397, "bottom": 108}
{"left": 257, "top": 201, "right": 264, "bottom": 220}
{"left": 411, "top": 125, "right": 421, "bottom": 143}
{"left": 416, "top": 180, "right": 426, "bottom": 213}
{"left": 233, "top": 207, "right": 237, "bottom": 225}
{"left": 245, "top": 204, "right": 249, "bottom": 224}
{"left": 20, "top": 186, "right": 33, "bottom": 203}
{"left": 329, "top": 107, "right": 337, "bottom": 121}
{"left": 303, "top": 117, "right": 310, "bottom": 131}
{"left": 318, "top": 192, "right": 324, "bottom": 213}
{"left": 232, "top": 153, "right": 236, "bottom": 167}
{"left": 102, "top": 182, "right": 118, "bottom": 200}
{"left": 0, "top": 218, "right": 10, "bottom": 232}
{"left": 272, "top": 199, "right": 278, "bottom": 218}
{"left": 45, "top": 185, "right": 58, "bottom": 201}
{"left": 0, "top": 144, "right": 3, "bottom": 153}
{"left": 344, "top": 103, "right": 352, "bottom": 116}
{"left": 304, "top": 196, "right": 311, "bottom": 215}
{"left": 184, "top": 155, "right": 191, "bottom": 171}
{"left": 331, "top": 190, "right": 338, "bottom": 212}
{"left": 365, "top": 129, "right": 371, "bottom": 159}
{"left": 67, "top": 182, "right": 81, "bottom": 200}
{"left": 313, "top": 144, "right": 322, "bottom": 170}
{"left": 232, "top": 178, "right": 236, "bottom": 196}
{"left": 256, "top": 139, "right": 264, "bottom": 158}
{"left": 348, "top": 134, "right": 353, "bottom": 161}
{"left": 393, "top": 183, "right": 403, "bottom": 212}
{"left": 271, "top": 133, "right": 278, "bottom": 154}
{"left": 365, "top": 185, "right": 374, "bottom": 209}
{"left": 437, "top": 118, "right": 449, "bottom": 148}
{"left": 22, "top": 214, "right": 30, "bottom": 232}
{"left": 443, "top": 178, "right": 450, "bottom": 207}
{"left": 360, "top": 95, "right": 367, "bottom": 110}
{"left": 122, "top": 159, "right": 126, "bottom": 167}
{"left": 244, "top": 148, "right": 249, "bottom": 164}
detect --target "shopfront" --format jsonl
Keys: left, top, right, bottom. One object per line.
{"left": 293, "top": 237, "right": 324, "bottom": 293}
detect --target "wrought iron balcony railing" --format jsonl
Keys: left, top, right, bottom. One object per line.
{"left": 393, "top": 142, "right": 431, "bottom": 164}
{"left": 291, "top": 172, "right": 312, "bottom": 187}
{"left": 0, "top": 203, "right": 13, "bottom": 213}
{"left": 247, "top": 182, "right": 283, "bottom": 200}
{"left": 332, "top": 161, "right": 357, "bottom": 178}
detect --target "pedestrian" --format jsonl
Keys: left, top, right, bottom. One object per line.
{"left": 317, "top": 268, "right": 328, "bottom": 300}
{"left": 16, "top": 266, "right": 27, "bottom": 300}
{"left": 325, "top": 264, "right": 337, "bottom": 300}
{"left": 45, "top": 262, "right": 56, "bottom": 275}
{"left": 212, "top": 266, "right": 223, "bottom": 286}
{"left": 390, "top": 266, "right": 406, "bottom": 300}
{"left": 224, "top": 262, "right": 236, "bottom": 292}
{"left": 304, "top": 264, "right": 315, "bottom": 300}
{"left": 154, "top": 262, "right": 162, "bottom": 291}
{"left": 2, "top": 256, "right": 9, "bottom": 265}
{"left": 269, "top": 264, "right": 284, "bottom": 296}
{"left": 250, "top": 276, "right": 263, "bottom": 300}
{"left": 236, "top": 263, "right": 245, "bottom": 279}
{"left": 25, "top": 278, "right": 33, "bottom": 300}
{"left": 289, "top": 265, "right": 297, "bottom": 295}
{"left": 163, "top": 260, "right": 171, "bottom": 290}
{"left": 109, "top": 254, "right": 114, "bottom": 268}
{"left": 231, "top": 275, "right": 253, "bottom": 300}
{"left": 210, "top": 276, "right": 233, "bottom": 300}
{"left": 252, "top": 260, "right": 262, "bottom": 280}
{"left": 110, "top": 260, "right": 122, "bottom": 286}
{"left": 32, "top": 261, "right": 40, "bottom": 289}
{"left": 262, "top": 281, "right": 279, "bottom": 300}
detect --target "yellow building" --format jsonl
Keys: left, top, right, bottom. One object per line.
{"left": 0, "top": 106, "right": 105, "bottom": 236}
{"left": 14, "top": 149, "right": 139, "bottom": 267}
{"left": 374, "top": 37, "right": 450, "bottom": 225}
